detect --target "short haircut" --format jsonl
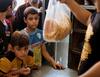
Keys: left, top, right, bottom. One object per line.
{"left": 0, "top": 0, "right": 13, "bottom": 12}
{"left": 31, "top": 0, "right": 39, "bottom": 4}
{"left": 10, "top": 31, "right": 29, "bottom": 48}
{"left": 24, "top": 7, "right": 39, "bottom": 19}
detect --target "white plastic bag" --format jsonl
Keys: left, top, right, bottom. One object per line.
{"left": 43, "top": 0, "right": 72, "bottom": 42}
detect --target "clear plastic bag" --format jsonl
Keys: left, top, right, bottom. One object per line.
{"left": 43, "top": 0, "right": 72, "bottom": 42}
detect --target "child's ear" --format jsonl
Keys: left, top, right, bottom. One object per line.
{"left": 8, "top": 43, "right": 13, "bottom": 51}
{"left": 24, "top": 17, "right": 27, "bottom": 23}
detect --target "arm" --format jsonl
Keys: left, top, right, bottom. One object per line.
{"left": 41, "top": 44, "right": 55, "bottom": 65}
{"left": 61, "top": 0, "right": 92, "bottom": 25}
{"left": 3, "top": 68, "right": 19, "bottom": 77}
{"left": 41, "top": 44, "right": 64, "bottom": 69}
{"left": 79, "top": 61, "right": 100, "bottom": 77}
{"left": 6, "top": 67, "right": 30, "bottom": 76}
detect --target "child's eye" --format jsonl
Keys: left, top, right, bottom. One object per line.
{"left": 28, "top": 17, "right": 33, "bottom": 20}
{"left": 28, "top": 17, "right": 39, "bottom": 21}
{"left": 34, "top": 17, "right": 39, "bottom": 20}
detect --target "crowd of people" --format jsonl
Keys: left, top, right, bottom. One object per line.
{"left": 0, "top": 0, "right": 63, "bottom": 77}
{"left": 0, "top": 0, "right": 100, "bottom": 77}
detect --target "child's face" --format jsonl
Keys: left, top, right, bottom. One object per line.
{"left": 14, "top": 46, "right": 29, "bottom": 60}
{"left": 24, "top": 14, "right": 39, "bottom": 30}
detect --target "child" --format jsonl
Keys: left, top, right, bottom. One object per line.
{"left": 13, "top": 0, "right": 43, "bottom": 31}
{"left": 21, "top": 7, "right": 64, "bottom": 69}
{"left": 0, "top": 31, "right": 34, "bottom": 77}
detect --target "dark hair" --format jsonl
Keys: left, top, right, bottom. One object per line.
{"left": 10, "top": 31, "right": 29, "bottom": 48}
{"left": 0, "top": 0, "right": 13, "bottom": 12}
{"left": 38, "top": 1, "right": 43, "bottom": 8}
{"left": 24, "top": 7, "right": 39, "bottom": 19}
{"left": 87, "top": 0, "right": 95, "bottom": 5}
{"left": 31, "top": 0, "right": 38, "bottom": 4}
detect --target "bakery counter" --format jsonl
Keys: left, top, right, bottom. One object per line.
{"left": 28, "top": 65, "right": 77, "bottom": 77}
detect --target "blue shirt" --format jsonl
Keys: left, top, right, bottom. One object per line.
{"left": 21, "top": 28, "right": 44, "bottom": 66}
{"left": 21, "top": 28, "right": 44, "bottom": 45}
{"left": 29, "top": 29, "right": 43, "bottom": 45}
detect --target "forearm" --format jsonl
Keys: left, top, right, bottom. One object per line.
{"left": 79, "top": 62, "right": 100, "bottom": 77}
{"left": 63, "top": 0, "right": 92, "bottom": 25}
{"left": 42, "top": 44, "right": 55, "bottom": 65}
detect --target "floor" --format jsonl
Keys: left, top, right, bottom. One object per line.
{"left": 29, "top": 65, "right": 78, "bottom": 77}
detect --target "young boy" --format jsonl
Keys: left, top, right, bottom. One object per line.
{"left": 13, "top": 0, "right": 43, "bottom": 31}
{"left": 21, "top": 7, "right": 64, "bottom": 69}
{"left": 0, "top": 31, "right": 34, "bottom": 77}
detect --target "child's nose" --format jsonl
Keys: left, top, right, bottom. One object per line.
{"left": 22, "top": 50, "right": 27, "bottom": 56}
{"left": 32, "top": 19, "right": 37, "bottom": 22}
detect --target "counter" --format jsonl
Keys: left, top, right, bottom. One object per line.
{"left": 28, "top": 65, "right": 77, "bottom": 77}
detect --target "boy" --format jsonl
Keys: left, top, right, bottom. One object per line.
{"left": 60, "top": 0, "right": 100, "bottom": 75}
{"left": 21, "top": 7, "right": 64, "bottom": 69}
{"left": 13, "top": 0, "right": 43, "bottom": 31}
{"left": 0, "top": 31, "right": 34, "bottom": 77}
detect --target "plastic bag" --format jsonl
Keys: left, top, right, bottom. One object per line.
{"left": 43, "top": 0, "right": 72, "bottom": 42}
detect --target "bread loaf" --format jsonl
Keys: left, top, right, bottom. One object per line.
{"left": 44, "top": 13, "right": 72, "bottom": 41}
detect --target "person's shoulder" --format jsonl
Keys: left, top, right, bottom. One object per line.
{"left": 20, "top": 28, "right": 29, "bottom": 36}
{"left": 5, "top": 51, "right": 16, "bottom": 62}
{"left": 18, "top": 3, "right": 28, "bottom": 9}
{"left": 0, "top": 58, "right": 11, "bottom": 74}
{"left": 0, "top": 53, "right": 13, "bottom": 73}
{"left": 21, "top": 28, "right": 26, "bottom": 33}
{"left": 16, "top": 3, "right": 30, "bottom": 12}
